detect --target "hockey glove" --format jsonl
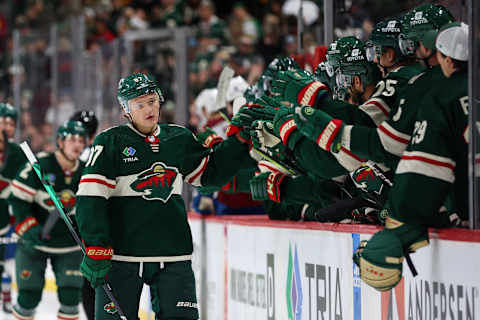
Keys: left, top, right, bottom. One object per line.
{"left": 254, "top": 94, "right": 285, "bottom": 109}
{"left": 270, "top": 70, "right": 329, "bottom": 106}
{"left": 228, "top": 103, "right": 279, "bottom": 145}
{"left": 80, "top": 246, "right": 113, "bottom": 288}
{"left": 349, "top": 164, "right": 391, "bottom": 210}
{"left": 250, "top": 171, "right": 287, "bottom": 203}
{"left": 196, "top": 128, "right": 223, "bottom": 149}
{"left": 15, "top": 217, "right": 41, "bottom": 252}
{"left": 231, "top": 103, "right": 277, "bottom": 128}
{"left": 272, "top": 107, "right": 304, "bottom": 150}
{"left": 250, "top": 120, "right": 282, "bottom": 152}
{"left": 294, "top": 106, "right": 344, "bottom": 152}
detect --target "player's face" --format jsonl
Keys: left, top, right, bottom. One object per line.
{"left": 61, "top": 135, "right": 86, "bottom": 161}
{"left": 416, "top": 41, "right": 431, "bottom": 60}
{"left": 4, "top": 118, "right": 15, "bottom": 139}
{"left": 436, "top": 51, "right": 454, "bottom": 78}
{"left": 128, "top": 93, "right": 160, "bottom": 134}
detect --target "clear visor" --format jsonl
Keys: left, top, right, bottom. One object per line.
{"left": 333, "top": 87, "right": 348, "bottom": 101}
{"left": 365, "top": 46, "right": 375, "bottom": 62}
{"left": 336, "top": 72, "right": 353, "bottom": 90}
{"left": 398, "top": 34, "right": 416, "bottom": 56}
{"left": 262, "top": 76, "right": 272, "bottom": 92}
{"left": 325, "top": 62, "right": 335, "bottom": 78}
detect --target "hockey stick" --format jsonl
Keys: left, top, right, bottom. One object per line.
{"left": 215, "top": 65, "right": 235, "bottom": 115}
{"left": 19, "top": 142, "right": 128, "bottom": 320}
{"left": 365, "top": 161, "right": 393, "bottom": 187}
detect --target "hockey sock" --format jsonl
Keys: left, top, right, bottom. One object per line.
{"left": 17, "top": 289, "right": 41, "bottom": 310}
{"left": 12, "top": 304, "right": 35, "bottom": 320}
{"left": 58, "top": 304, "right": 80, "bottom": 320}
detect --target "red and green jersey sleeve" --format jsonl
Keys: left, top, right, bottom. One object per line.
{"left": 76, "top": 131, "right": 117, "bottom": 248}
{"left": 181, "top": 132, "right": 252, "bottom": 189}
{"left": 9, "top": 156, "right": 44, "bottom": 223}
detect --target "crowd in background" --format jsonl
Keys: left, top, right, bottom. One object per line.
{"left": 0, "top": 0, "right": 465, "bottom": 154}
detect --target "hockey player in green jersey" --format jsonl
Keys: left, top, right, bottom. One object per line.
{"left": 0, "top": 103, "right": 18, "bottom": 140}
{"left": 0, "top": 103, "right": 26, "bottom": 313}
{"left": 291, "top": 5, "right": 454, "bottom": 171}
{"left": 9, "top": 120, "right": 87, "bottom": 320}
{"left": 353, "top": 22, "right": 469, "bottom": 291}
{"left": 248, "top": 39, "right": 379, "bottom": 182}
{"left": 75, "top": 73, "right": 253, "bottom": 320}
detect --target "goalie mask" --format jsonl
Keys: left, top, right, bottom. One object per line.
{"left": 117, "top": 73, "right": 164, "bottom": 114}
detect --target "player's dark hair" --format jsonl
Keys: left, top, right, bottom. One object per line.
{"left": 440, "top": 52, "right": 468, "bottom": 73}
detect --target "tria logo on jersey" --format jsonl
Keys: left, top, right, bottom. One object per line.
{"left": 43, "top": 190, "right": 76, "bottom": 212}
{"left": 130, "top": 162, "right": 178, "bottom": 202}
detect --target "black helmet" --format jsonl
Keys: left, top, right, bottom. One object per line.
{"left": 70, "top": 110, "right": 98, "bottom": 138}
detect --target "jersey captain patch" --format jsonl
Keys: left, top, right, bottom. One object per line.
{"left": 130, "top": 162, "right": 178, "bottom": 202}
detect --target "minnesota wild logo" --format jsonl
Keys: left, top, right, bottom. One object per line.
{"left": 130, "top": 162, "right": 178, "bottom": 202}
{"left": 351, "top": 165, "right": 383, "bottom": 195}
{"left": 44, "top": 190, "right": 76, "bottom": 211}
{"left": 103, "top": 302, "right": 117, "bottom": 314}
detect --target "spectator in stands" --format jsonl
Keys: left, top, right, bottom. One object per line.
{"left": 127, "top": 6, "right": 150, "bottom": 30}
{"left": 91, "top": 17, "right": 116, "bottom": 43}
{"left": 230, "top": 3, "right": 261, "bottom": 45}
{"left": 183, "top": 0, "right": 201, "bottom": 25}
{"left": 231, "top": 36, "right": 264, "bottom": 84}
{"left": 150, "top": 0, "right": 184, "bottom": 28}
{"left": 197, "top": 0, "right": 228, "bottom": 46}
{"left": 257, "top": 13, "right": 282, "bottom": 65}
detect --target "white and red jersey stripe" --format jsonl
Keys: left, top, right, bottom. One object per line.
{"left": 11, "top": 180, "right": 37, "bottom": 203}
{"left": 332, "top": 146, "right": 364, "bottom": 172}
{"left": 185, "top": 155, "right": 210, "bottom": 187}
{"left": 396, "top": 151, "right": 456, "bottom": 183}
{"left": 359, "top": 98, "right": 390, "bottom": 125}
{"left": 77, "top": 174, "right": 116, "bottom": 199}
{"left": 377, "top": 122, "right": 411, "bottom": 157}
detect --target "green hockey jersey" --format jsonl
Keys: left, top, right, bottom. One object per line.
{"left": 348, "top": 65, "right": 444, "bottom": 170}
{"left": 312, "top": 64, "right": 425, "bottom": 172}
{"left": 387, "top": 70, "right": 468, "bottom": 225}
{"left": 76, "top": 123, "right": 250, "bottom": 262}
{"left": 0, "top": 142, "right": 27, "bottom": 234}
{"left": 320, "top": 63, "right": 425, "bottom": 127}
{"left": 9, "top": 152, "right": 84, "bottom": 251}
